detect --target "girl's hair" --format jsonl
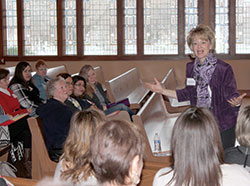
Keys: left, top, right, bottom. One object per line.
{"left": 46, "top": 77, "right": 65, "bottom": 99}
{"left": 169, "top": 106, "right": 224, "bottom": 186}
{"left": 89, "top": 120, "right": 145, "bottom": 185}
{"left": 79, "top": 65, "right": 96, "bottom": 98}
{"left": 187, "top": 24, "right": 215, "bottom": 57}
{"left": 236, "top": 105, "right": 250, "bottom": 147}
{"left": 35, "top": 59, "right": 47, "bottom": 70}
{"left": 9, "top": 61, "right": 33, "bottom": 88}
{"left": 60, "top": 109, "right": 106, "bottom": 184}
{"left": 0, "top": 68, "right": 10, "bottom": 80}
{"left": 72, "top": 75, "right": 87, "bottom": 99}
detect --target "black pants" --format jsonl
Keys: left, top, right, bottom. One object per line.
{"left": 8, "top": 117, "right": 31, "bottom": 148}
{"left": 220, "top": 125, "right": 236, "bottom": 150}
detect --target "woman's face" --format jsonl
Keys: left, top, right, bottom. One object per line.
{"left": 192, "top": 35, "right": 211, "bottom": 63}
{"left": 73, "top": 80, "right": 85, "bottom": 97}
{"left": 53, "top": 80, "right": 68, "bottom": 102}
{"left": 22, "top": 65, "right": 32, "bottom": 82}
{"left": 0, "top": 74, "right": 10, "bottom": 89}
{"left": 36, "top": 65, "right": 47, "bottom": 78}
{"left": 87, "top": 69, "right": 96, "bottom": 85}
{"left": 65, "top": 77, "right": 73, "bottom": 96}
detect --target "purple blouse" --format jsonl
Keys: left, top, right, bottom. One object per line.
{"left": 176, "top": 59, "right": 240, "bottom": 132}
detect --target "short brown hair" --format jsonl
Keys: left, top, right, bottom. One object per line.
{"left": 89, "top": 120, "right": 145, "bottom": 185}
{"left": 35, "top": 59, "right": 47, "bottom": 69}
{"left": 187, "top": 24, "right": 215, "bottom": 55}
{"left": 0, "top": 68, "right": 10, "bottom": 80}
{"left": 236, "top": 105, "right": 250, "bottom": 147}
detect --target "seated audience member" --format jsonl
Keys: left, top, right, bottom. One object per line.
{"left": 153, "top": 107, "right": 250, "bottom": 186}
{"left": 57, "top": 73, "right": 92, "bottom": 113}
{"left": 9, "top": 61, "right": 43, "bottom": 116}
{"left": 225, "top": 105, "right": 250, "bottom": 171}
{"left": 79, "top": 65, "right": 134, "bottom": 117}
{"left": 89, "top": 120, "right": 145, "bottom": 186}
{"left": 0, "top": 68, "right": 31, "bottom": 175}
{"left": 36, "top": 77, "right": 73, "bottom": 162}
{"left": 54, "top": 109, "right": 106, "bottom": 185}
{"left": 32, "top": 59, "right": 51, "bottom": 101}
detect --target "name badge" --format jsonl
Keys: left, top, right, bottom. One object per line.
{"left": 186, "top": 78, "right": 196, "bottom": 86}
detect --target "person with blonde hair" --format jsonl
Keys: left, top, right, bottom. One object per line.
{"left": 89, "top": 119, "right": 145, "bottom": 186}
{"left": 153, "top": 107, "right": 250, "bottom": 186}
{"left": 146, "top": 24, "right": 246, "bottom": 149}
{"left": 54, "top": 109, "right": 106, "bottom": 185}
{"left": 225, "top": 105, "right": 250, "bottom": 171}
{"left": 32, "top": 59, "right": 51, "bottom": 101}
{"left": 79, "top": 65, "right": 134, "bottom": 118}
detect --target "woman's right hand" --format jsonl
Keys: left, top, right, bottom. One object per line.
{"left": 145, "top": 78, "right": 163, "bottom": 94}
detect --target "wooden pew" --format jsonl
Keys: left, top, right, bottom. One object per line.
{"left": 105, "top": 68, "right": 150, "bottom": 109}
{"left": 27, "top": 117, "right": 57, "bottom": 180}
{"left": 161, "top": 68, "right": 190, "bottom": 113}
{"left": 133, "top": 91, "right": 179, "bottom": 163}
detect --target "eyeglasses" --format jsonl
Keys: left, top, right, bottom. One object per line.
{"left": 74, "top": 83, "right": 85, "bottom": 87}
{"left": 65, "top": 82, "right": 73, "bottom": 85}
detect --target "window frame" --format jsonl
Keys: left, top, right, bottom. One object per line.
{"left": 0, "top": 0, "right": 248, "bottom": 62}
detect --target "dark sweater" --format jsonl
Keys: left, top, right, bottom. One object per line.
{"left": 36, "top": 98, "right": 73, "bottom": 150}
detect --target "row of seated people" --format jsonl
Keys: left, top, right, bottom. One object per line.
{"left": 0, "top": 61, "right": 134, "bottom": 175}
{"left": 35, "top": 106, "right": 250, "bottom": 186}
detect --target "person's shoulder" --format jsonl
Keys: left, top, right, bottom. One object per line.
{"left": 221, "top": 163, "right": 250, "bottom": 175}
{"left": 216, "top": 59, "right": 232, "bottom": 68}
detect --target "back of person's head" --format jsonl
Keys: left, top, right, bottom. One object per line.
{"left": 0, "top": 68, "right": 10, "bottom": 80}
{"left": 60, "top": 109, "right": 106, "bottom": 183}
{"left": 236, "top": 105, "right": 250, "bottom": 147}
{"left": 90, "top": 120, "right": 145, "bottom": 186}
{"left": 10, "top": 61, "right": 31, "bottom": 86}
{"left": 79, "top": 64, "right": 94, "bottom": 81}
{"left": 35, "top": 59, "right": 47, "bottom": 70}
{"left": 56, "top": 73, "right": 71, "bottom": 80}
{"left": 170, "top": 106, "right": 224, "bottom": 186}
{"left": 46, "top": 77, "right": 65, "bottom": 98}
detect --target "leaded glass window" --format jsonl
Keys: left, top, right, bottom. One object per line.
{"left": 23, "top": 0, "right": 57, "bottom": 56}
{"left": 236, "top": 0, "right": 250, "bottom": 54}
{"left": 83, "top": 0, "right": 117, "bottom": 55}
{"left": 144, "top": 0, "right": 178, "bottom": 55}
{"left": 4, "top": 0, "right": 18, "bottom": 56}
{"left": 64, "top": 0, "right": 77, "bottom": 55}
{"left": 215, "top": 0, "right": 229, "bottom": 54}
{"left": 185, "top": 0, "right": 198, "bottom": 54}
{"left": 124, "top": 0, "right": 137, "bottom": 55}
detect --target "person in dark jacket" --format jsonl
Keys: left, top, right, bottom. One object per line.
{"left": 36, "top": 77, "right": 73, "bottom": 162}
{"left": 146, "top": 24, "right": 246, "bottom": 149}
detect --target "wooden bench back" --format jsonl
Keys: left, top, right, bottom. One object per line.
{"left": 105, "top": 68, "right": 149, "bottom": 109}
{"left": 27, "top": 117, "right": 57, "bottom": 180}
{"left": 133, "top": 92, "right": 178, "bottom": 163}
{"left": 47, "top": 64, "right": 68, "bottom": 79}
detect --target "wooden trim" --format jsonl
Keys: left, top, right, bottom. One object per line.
{"left": 209, "top": 0, "right": 215, "bottom": 30}
{"left": 178, "top": 0, "right": 185, "bottom": 56}
{"left": 198, "top": 0, "right": 204, "bottom": 24}
{"left": 0, "top": 0, "right": 4, "bottom": 61}
{"left": 137, "top": 0, "right": 143, "bottom": 56}
{"left": 76, "top": 0, "right": 83, "bottom": 57}
{"left": 229, "top": 0, "right": 236, "bottom": 55}
{"left": 17, "top": 0, "right": 23, "bottom": 58}
{"left": 117, "top": 0, "right": 124, "bottom": 56}
{"left": 57, "top": 0, "right": 63, "bottom": 57}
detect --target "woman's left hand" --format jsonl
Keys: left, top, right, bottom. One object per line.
{"left": 227, "top": 93, "right": 247, "bottom": 107}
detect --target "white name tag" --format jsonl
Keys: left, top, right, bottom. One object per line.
{"left": 186, "top": 78, "right": 196, "bottom": 86}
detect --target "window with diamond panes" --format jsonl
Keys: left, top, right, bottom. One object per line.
{"left": 236, "top": 0, "right": 250, "bottom": 54}
{"left": 215, "top": 0, "right": 229, "bottom": 54}
{"left": 64, "top": 0, "right": 77, "bottom": 55}
{"left": 124, "top": 0, "right": 137, "bottom": 55}
{"left": 185, "top": 0, "right": 198, "bottom": 54}
{"left": 144, "top": 0, "right": 178, "bottom": 55}
{"left": 83, "top": 0, "right": 117, "bottom": 55}
{"left": 4, "top": 0, "right": 18, "bottom": 56}
{"left": 23, "top": 0, "right": 57, "bottom": 56}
